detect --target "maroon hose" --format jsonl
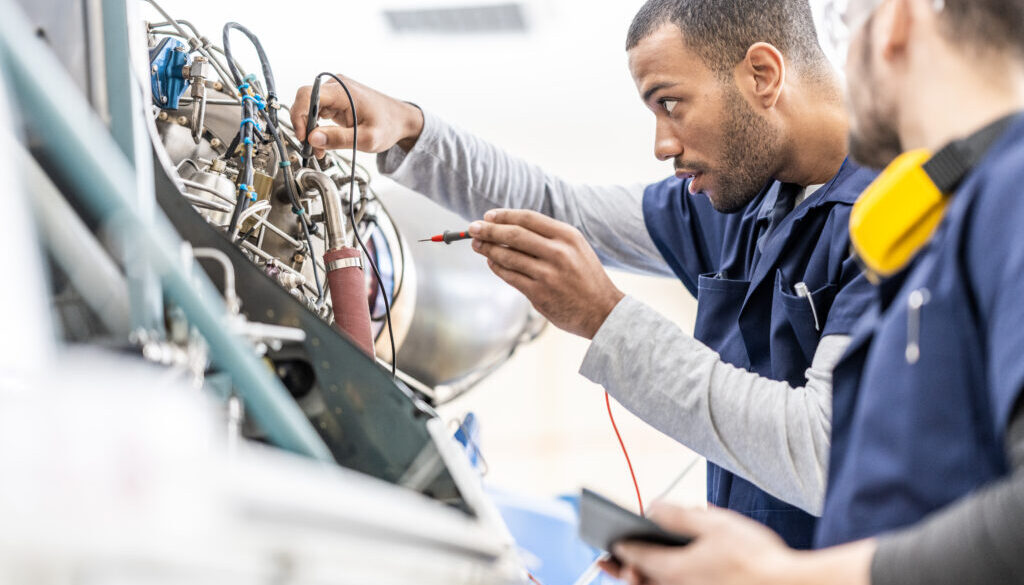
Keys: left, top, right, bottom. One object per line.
{"left": 324, "top": 247, "right": 375, "bottom": 357}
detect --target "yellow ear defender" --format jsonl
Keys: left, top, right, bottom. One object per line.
{"left": 849, "top": 149, "right": 945, "bottom": 283}
{"left": 849, "top": 114, "right": 1019, "bottom": 283}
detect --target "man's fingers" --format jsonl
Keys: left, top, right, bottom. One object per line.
{"left": 473, "top": 240, "right": 544, "bottom": 279}
{"left": 648, "top": 505, "right": 713, "bottom": 535}
{"left": 485, "top": 259, "right": 535, "bottom": 294}
{"left": 291, "top": 86, "right": 311, "bottom": 140}
{"left": 614, "top": 542, "right": 692, "bottom": 584}
{"left": 483, "top": 208, "right": 570, "bottom": 239}
{"left": 596, "top": 559, "right": 622, "bottom": 579}
{"left": 307, "top": 125, "right": 384, "bottom": 153}
{"left": 468, "top": 221, "right": 550, "bottom": 257}
{"left": 291, "top": 83, "right": 357, "bottom": 142}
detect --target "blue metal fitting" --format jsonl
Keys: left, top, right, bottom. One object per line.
{"left": 148, "top": 37, "right": 192, "bottom": 109}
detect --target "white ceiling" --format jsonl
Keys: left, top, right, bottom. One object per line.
{"left": 153, "top": 0, "right": 666, "bottom": 185}
{"left": 154, "top": 0, "right": 837, "bottom": 186}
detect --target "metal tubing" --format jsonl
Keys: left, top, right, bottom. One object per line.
{"left": 0, "top": 0, "right": 333, "bottom": 462}
{"left": 296, "top": 169, "right": 348, "bottom": 250}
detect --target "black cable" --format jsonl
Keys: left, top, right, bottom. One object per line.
{"left": 222, "top": 23, "right": 278, "bottom": 237}
{"left": 265, "top": 120, "right": 325, "bottom": 304}
{"left": 313, "top": 72, "right": 396, "bottom": 377}
{"left": 225, "top": 92, "right": 254, "bottom": 236}
{"left": 221, "top": 22, "right": 278, "bottom": 125}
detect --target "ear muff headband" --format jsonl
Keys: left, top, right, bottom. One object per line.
{"left": 850, "top": 114, "right": 1019, "bottom": 283}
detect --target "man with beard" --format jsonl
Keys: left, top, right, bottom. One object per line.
{"left": 293, "top": 0, "right": 876, "bottom": 549}
{"left": 605, "top": 0, "right": 1024, "bottom": 583}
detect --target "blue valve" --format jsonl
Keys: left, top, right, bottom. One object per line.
{"left": 149, "top": 37, "right": 192, "bottom": 110}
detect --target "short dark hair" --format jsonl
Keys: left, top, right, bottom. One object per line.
{"left": 625, "top": 0, "right": 829, "bottom": 76}
{"left": 938, "top": 0, "right": 1024, "bottom": 59}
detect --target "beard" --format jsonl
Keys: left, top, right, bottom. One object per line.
{"left": 847, "top": 20, "right": 903, "bottom": 169}
{"left": 705, "top": 84, "right": 785, "bottom": 213}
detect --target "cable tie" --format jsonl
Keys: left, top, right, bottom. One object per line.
{"left": 240, "top": 118, "right": 263, "bottom": 132}
{"left": 292, "top": 207, "right": 305, "bottom": 215}
{"left": 279, "top": 160, "right": 291, "bottom": 167}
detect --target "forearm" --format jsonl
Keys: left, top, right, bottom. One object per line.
{"left": 580, "top": 296, "right": 847, "bottom": 515}
{"left": 777, "top": 539, "right": 876, "bottom": 585}
{"left": 376, "top": 110, "right": 671, "bottom": 275}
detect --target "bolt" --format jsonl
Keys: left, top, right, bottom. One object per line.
{"left": 177, "top": 116, "right": 188, "bottom": 125}
{"left": 158, "top": 111, "right": 169, "bottom": 121}
{"left": 213, "top": 81, "right": 223, "bottom": 91}
{"left": 210, "top": 138, "right": 222, "bottom": 148}
{"left": 151, "top": 65, "right": 158, "bottom": 74}
{"left": 160, "top": 95, "right": 168, "bottom": 104}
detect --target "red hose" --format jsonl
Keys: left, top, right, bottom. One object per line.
{"left": 324, "top": 247, "right": 375, "bottom": 357}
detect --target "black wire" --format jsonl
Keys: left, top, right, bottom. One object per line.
{"left": 226, "top": 93, "right": 254, "bottom": 236}
{"left": 221, "top": 22, "right": 278, "bottom": 124}
{"left": 223, "top": 23, "right": 278, "bottom": 237}
{"left": 264, "top": 121, "right": 325, "bottom": 304}
{"left": 314, "top": 72, "right": 396, "bottom": 377}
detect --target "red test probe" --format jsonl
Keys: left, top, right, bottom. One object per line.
{"left": 419, "top": 229, "right": 473, "bottom": 244}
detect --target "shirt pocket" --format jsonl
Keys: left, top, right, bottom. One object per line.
{"left": 772, "top": 270, "right": 837, "bottom": 364}
{"left": 695, "top": 272, "right": 751, "bottom": 357}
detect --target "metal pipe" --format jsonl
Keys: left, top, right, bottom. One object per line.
{"left": 238, "top": 211, "right": 303, "bottom": 250}
{"left": 0, "top": 0, "right": 333, "bottom": 462}
{"left": 181, "top": 178, "right": 234, "bottom": 203}
{"left": 20, "top": 144, "right": 133, "bottom": 338}
{"left": 296, "top": 168, "right": 347, "bottom": 250}
{"left": 192, "top": 247, "right": 239, "bottom": 314}
{"left": 235, "top": 199, "right": 270, "bottom": 227}
{"left": 181, "top": 192, "right": 232, "bottom": 212}
{"left": 178, "top": 96, "right": 242, "bottom": 107}
{"left": 238, "top": 240, "right": 306, "bottom": 284}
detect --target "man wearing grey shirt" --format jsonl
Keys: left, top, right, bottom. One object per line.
{"left": 293, "top": 0, "right": 878, "bottom": 549}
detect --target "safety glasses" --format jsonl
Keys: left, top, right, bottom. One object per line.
{"left": 821, "top": 0, "right": 886, "bottom": 68}
{"left": 821, "top": 0, "right": 946, "bottom": 68}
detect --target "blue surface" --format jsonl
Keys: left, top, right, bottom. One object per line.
{"left": 452, "top": 413, "right": 620, "bottom": 585}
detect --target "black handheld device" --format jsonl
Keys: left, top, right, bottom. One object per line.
{"left": 578, "top": 488, "right": 692, "bottom": 556}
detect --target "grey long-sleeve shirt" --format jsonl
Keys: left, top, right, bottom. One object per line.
{"left": 377, "top": 110, "right": 844, "bottom": 514}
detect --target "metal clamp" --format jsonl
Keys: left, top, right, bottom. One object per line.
{"left": 327, "top": 256, "right": 362, "bottom": 271}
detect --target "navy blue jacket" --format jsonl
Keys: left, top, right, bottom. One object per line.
{"left": 642, "top": 159, "right": 877, "bottom": 549}
{"left": 817, "top": 115, "right": 1024, "bottom": 547}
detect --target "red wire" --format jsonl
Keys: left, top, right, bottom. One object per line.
{"left": 528, "top": 573, "right": 544, "bottom": 585}
{"left": 605, "top": 391, "right": 645, "bottom": 517}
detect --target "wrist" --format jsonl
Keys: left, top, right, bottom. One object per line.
{"left": 585, "top": 289, "right": 626, "bottom": 340}
{"left": 774, "top": 540, "right": 876, "bottom": 585}
{"left": 396, "top": 102, "right": 424, "bottom": 152}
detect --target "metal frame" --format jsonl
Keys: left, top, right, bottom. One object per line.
{"left": 0, "top": 0, "right": 332, "bottom": 462}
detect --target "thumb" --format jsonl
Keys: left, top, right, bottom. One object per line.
{"left": 307, "top": 126, "right": 351, "bottom": 149}
{"left": 308, "top": 125, "right": 384, "bottom": 153}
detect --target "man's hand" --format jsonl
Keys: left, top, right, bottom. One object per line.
{"left": 468, "top": 209, "right": 624, "bottom": 340}
{"left": 606, "top": 505, "right": 876, "bottom": 585}
{"left": 291, "top": 75, "right": 424, "bottom": 158}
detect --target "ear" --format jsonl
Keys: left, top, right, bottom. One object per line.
{"left": 878, "top": 0, "right": 912, "bottom": 61}
{"left": 737, "top": 43, "right": 786, "bottom": 110}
